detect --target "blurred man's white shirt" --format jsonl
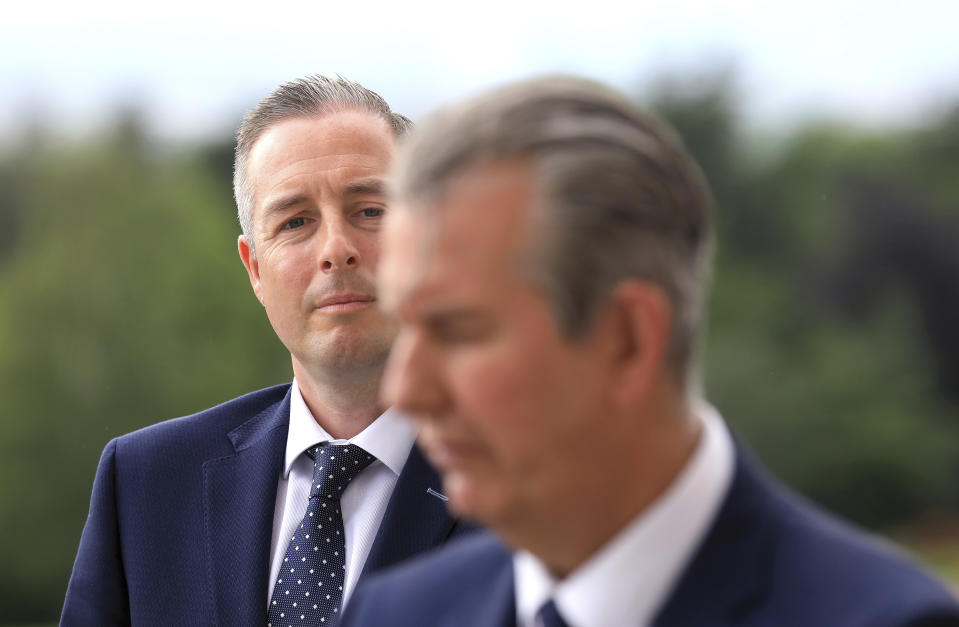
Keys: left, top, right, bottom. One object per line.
{"left": 514, "top": 403, "right": 734, "bottom": 627}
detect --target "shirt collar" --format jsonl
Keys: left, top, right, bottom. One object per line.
{"left": 514, "top": 402, "right": 735, "bottom": 627}
{"left": 283, "top": 378, "right": 416, "bottom": 479}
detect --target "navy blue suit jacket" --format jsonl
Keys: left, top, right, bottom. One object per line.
{"left": 343, "top": 445, "right": 959, "bottom": 627}
{"left": 61, "top": 384, "right": 470, "bottom": 626}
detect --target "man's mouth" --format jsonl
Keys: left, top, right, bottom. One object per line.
{"left": 420, "top": 432, "right": 482, "bottom": 472}
{"left": 316, "top": 293, "right": 375, "bottom": 312}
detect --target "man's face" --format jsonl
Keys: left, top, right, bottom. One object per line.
{"left": 239, "top": 111, "right": 398, "bottom": 375}
{"left": 379, "top": 160, "right": 612, "bottom": 528}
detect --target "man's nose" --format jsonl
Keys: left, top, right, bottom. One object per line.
{"left": 319, "top": 220, "right": 361, "bottom": 272}
{"left": 381, "top": 330, "right": 446, "bottom": 415}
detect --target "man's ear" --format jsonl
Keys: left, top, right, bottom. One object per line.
{"left": 238, "top": 235, "right": 264, "bottom": 305}
{"left": 599, "top": 280, "right": 672, "bottom": 408}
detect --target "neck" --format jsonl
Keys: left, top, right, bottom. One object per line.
{"left": 292, "top": 358, "right": 385, "bottom": 440}
{"left": 504, "top": 391, "right": 701, "bottom": 578}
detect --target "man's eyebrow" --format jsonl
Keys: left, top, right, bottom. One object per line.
{"left": 261, "top": 193, "right": 309, "bottom": 219}
{"left": 422, "top": 308, "right": 490, "bottom": 325}
{"left": 259, "top": 178, "right": 385, "bottom": 220}
{"left": 344, "top": 178, "right": 386, "bottom": 196}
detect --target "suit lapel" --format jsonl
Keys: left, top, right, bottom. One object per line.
{"left": 477, "top": 557, "right": 518, "bottom": 627}
{"left": 203, "top": 389, "right": 291, "bottom": 626}
{"left": 653, "top": 445, "right": 773, "bottom": 627}
{"left": 361, "top": 444, "right": 458, "bottom": 576}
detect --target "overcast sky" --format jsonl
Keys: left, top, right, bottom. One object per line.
{"left": 2, "top": 0, "right": 958, "bottom": 144}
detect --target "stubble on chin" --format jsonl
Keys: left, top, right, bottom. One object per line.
{"left": 303, "top": 320, "right": 395, "bottom": 374}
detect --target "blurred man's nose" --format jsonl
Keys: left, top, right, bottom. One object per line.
{"left": 381, "top": 330, "right": 446, "bottom": 415}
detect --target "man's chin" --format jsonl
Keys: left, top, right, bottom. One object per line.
{"left": 441, "top": 471, "right": 504, "bottom": 526}
{"left": 296, "top": 335, "right": 393, "bottom": 374}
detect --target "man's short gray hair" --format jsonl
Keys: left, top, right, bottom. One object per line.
{"left": 392, "top": 75, "right": 714, "bottom": 385}
{"left": 234, "top": 75, "right": 412, "bottom": 249}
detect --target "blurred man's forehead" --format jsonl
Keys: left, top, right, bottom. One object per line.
{"left": 381, "top": 159, "right": 539, "bottom": 315}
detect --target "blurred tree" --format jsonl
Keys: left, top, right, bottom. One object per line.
{"left": 0, "top": 164, "right": 23, "bottom": 260}
{"left": 910, "top": 104, "right": 959, "bottom": 212}
{"left": 0, "top": 117, "right": 289, "bottom": 620}
{"left": 651, "top": 71, "right": 959, "bottom": 529}
{"left": 827, "top": 180, "right": 959, "bottom": 401}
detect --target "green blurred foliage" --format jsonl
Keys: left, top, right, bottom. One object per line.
{"left": 649, "top": 74, "right": 959, "bottom": 531}
{"left": 1, "top": 76, "right": 958, "bottom": 620}
{"left": 0, "top": 117, "right": 290, "bottom": 620}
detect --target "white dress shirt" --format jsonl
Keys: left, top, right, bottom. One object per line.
{"left": 267, "top": 379, "right": 417, "bottom": 607}
{"left": 513, "top": 403, "right": 735, "bottom": 627}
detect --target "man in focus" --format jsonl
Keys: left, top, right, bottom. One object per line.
{"left": 62, "top": 75, "right": 468, "bottom": 626}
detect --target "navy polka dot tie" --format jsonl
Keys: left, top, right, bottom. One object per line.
{"left": 537, "top": 599, "right": 570, "bottom": 627}
{"left": 268, "top": 443, "right": 375, "bottom": 627}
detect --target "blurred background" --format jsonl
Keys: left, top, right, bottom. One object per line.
{"left": 2, "top": 0, "right": 959, "bottom": 623}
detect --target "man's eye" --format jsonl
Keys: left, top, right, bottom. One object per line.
{"left": 431, "top": 322, "right": 492, "bottom": 344}
{"left": 283, "top": 217, "right": 306, "bottom": 230}
{"left": 360, "top": 208, "right": 384, "bottom": 218}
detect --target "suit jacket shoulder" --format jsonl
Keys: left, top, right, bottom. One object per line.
{"left": 61, "top": 383, "right": 292, "bottom": 626}
{"left": 112, "top": 382, "right": 291, "bottom": 460}
{"left": 343, "top": 445, "right": 959, "bottom": 627}
{"left": 344, "top": 532, "right": 515, "bottom": 627}
{"left": 655, "top": 445, "right": 959, "bottom": 627}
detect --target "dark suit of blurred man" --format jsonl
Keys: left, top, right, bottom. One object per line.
{"left": 341, "top": 75, "right": 959, "bottom": 627}
{"left": 61, "top": 75, "right": 470, "bottom": 626}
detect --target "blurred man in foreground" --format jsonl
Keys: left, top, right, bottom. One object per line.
{"left": 62, "top": 76, "right": 469, "bottom": 626}
{"left": 342, "top": 76, "right": 959, "bottom": 626}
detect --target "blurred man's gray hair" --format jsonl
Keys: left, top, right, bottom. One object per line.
{"left": 234, "top": 75, "right": 412, "bottom": 251}
{"left": 391, "top": 75, "right": 714, "bottom": 387}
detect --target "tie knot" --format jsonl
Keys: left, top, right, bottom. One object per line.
{"left": 537, "top": 599, "right": 570, "bottom": 627}
{"left": 306, "top": 443, "right": 376, "bottom": 499}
